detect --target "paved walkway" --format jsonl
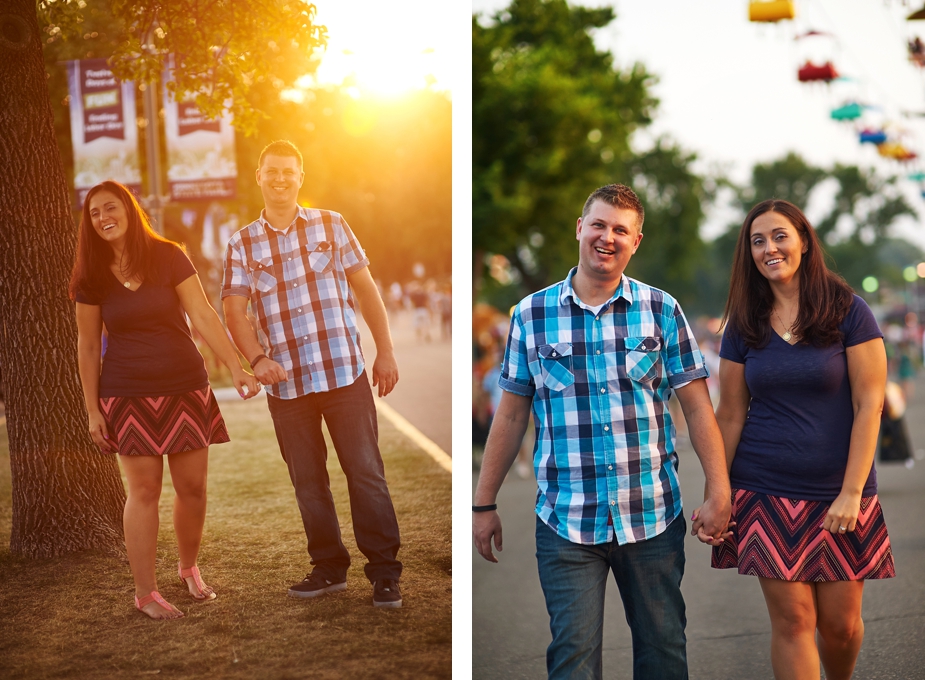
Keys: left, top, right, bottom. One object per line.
{"left": 472, "top": 377, "right": 925, "bottom": 679}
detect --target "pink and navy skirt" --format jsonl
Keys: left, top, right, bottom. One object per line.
{"left": 99, "top": 385, "right": 230, "bottom": 457}
{"left": 711, "top": 489, "right": 895, "bottom": 581}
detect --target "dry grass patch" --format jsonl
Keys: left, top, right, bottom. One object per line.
{"left": 0, "top": 398, "right": 451, "bottom": 679}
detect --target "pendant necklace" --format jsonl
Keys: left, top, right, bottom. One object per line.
{"left": 774, "top": 308, "right": 796, "bottom": 342}
{"left": 118, "top": 253, "right": 132, "bottom": 288}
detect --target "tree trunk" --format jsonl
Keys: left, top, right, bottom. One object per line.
{"left": 0, "top": 1, "right": 125, "bottom": 558}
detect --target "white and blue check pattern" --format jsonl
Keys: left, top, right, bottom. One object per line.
{"left": 221, "top": 207, "right": 370, "bottom": 399}
{"left": 500, "top": 269, "right": 709, "bottom": 545}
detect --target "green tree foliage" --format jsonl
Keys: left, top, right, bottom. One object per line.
{"left": 39, "top": 0, "right": 327, "bottom": 133}
{"left": 473, "top": 0, "right": 710, "bottom": 309}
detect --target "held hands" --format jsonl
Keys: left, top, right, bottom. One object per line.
{"left": 231, "top": 367, "right": 261, "bottom": 400}
{"left": 691, "top": 494, "right": 734, "bottom": 546}
{"left": 253, "top": 358, "right": 288, "bottom": 386}
{"left": 473, "top": 510, "right": 503, "bottom": 563}
{"left": 372, "top": 351, "right": 399, "bottom": 397}
{"left": 88, "top": 411, "right": 117, "bottom": 453}
{"left": 822, "top": 490, "right": 861, "bottom": 535}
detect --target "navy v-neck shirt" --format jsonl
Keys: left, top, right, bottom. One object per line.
{"left": 77, "top": 241, "right": 209, "bottom": 398}
{"left": 720, "top": 295, "right": 882, "bottom": 501}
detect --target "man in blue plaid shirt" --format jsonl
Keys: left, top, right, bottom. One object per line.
{"left": 222, "top": 141, "right": 402, "bottom": 609}
{"left": 473, "top": 184, "right": 732, "bottom": 678}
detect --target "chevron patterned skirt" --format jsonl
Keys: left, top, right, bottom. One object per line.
{"left": 99, "top": 385, "right": 230, "bottom": 457}
{"left": 711, "top": 489, "right": 895, "bottom": 581}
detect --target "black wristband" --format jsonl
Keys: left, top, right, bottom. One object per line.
{"left": 250, "top": 354, "right": 269, "bottom": 368}
{"left": 472, "top": 504, "right": 498, "bottom": 513}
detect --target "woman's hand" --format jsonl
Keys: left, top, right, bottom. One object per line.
{"left": 691, "top": 505, "right": 735, "bottom": 546}
{"left": 232, "top": 367, "right": 261, "bottom": 400}
{"left": 88, "top": 411, "right": 117, "bottom": 453}
{"left": 823, "top": 490, "right": 862, "bottom": 535}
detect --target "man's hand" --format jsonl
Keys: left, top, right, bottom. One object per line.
{"left": 372, "top": 351, "right": 399, "bottom": 397}
{"left": 691, "top": 494, "right": 733, "bottom": 545}
{"left": 473, "top": 510, "right": 503, "bottom": 563}
{"left": 254, "top": 358, "right": 288, "bottom": 385}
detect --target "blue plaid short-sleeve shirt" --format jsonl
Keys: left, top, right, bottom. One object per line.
{"left": 221, "top": 207, "right": 370, "bottom": 399}
{"left": 500, "top": 269, "right": 708, "bottom": 545}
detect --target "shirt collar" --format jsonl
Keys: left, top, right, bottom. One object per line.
{"left": 559, "top": 267, "right": 634, "bottom": 310}
{"left": 258, "top": 207, "right": 306, "bottom": 234}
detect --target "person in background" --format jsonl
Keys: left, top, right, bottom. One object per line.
{"left": 71, "top": 180, "right": 259, "bottom": 620}
{"left": 710, "top": 199, "right": 894, "bottom": 680}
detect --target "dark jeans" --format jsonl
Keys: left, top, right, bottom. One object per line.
{"left": 535, "top": 515, "right": 688, "bottom": 680}
{"left": 266, "top": 371, "right": 402, "bottom": 583}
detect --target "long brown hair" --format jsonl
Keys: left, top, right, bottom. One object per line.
{"left": 68, "top": 181, "right": 170, "bottom": 302}
{"left": 722, "top": 199, "right": 854, "bottom": 347}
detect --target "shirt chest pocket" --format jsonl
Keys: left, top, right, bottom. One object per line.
{"left": 537, "top": 343, "right": 575, "bottom": 391}
{"left": 249, "top": 257, "right": 278, "bottom": 293}
{"left": 624, "top": 336, "right": 663, "bottom": 383}
{"left": 307, "top": 241, "right": 335, "bottom": 274}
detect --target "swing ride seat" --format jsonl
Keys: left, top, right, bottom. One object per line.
{"left": 749, "top": 0, "right": 796, "bottom": 22}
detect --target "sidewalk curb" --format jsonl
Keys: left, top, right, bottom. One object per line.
{"left": 375, "top": 398, "right": 452, "bottom": 473}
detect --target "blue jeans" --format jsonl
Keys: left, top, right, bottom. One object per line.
{"left": 266, "top": 371, "right": 402, "bottom": 583}
{"left": 535, "top": 515, "right": 688, "bottom": 680}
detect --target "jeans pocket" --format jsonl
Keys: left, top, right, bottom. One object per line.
{"left": 624, "top": 336, "right": 662, "bottom": 383}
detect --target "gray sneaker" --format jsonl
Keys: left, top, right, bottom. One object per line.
{"left": 372, "top": 579, "right": 402, "bottom": 608}
{"left": 288, "top": 571, "right": 347, "bottom": 599}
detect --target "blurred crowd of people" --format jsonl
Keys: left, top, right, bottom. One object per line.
{"left": 384, "top": 278, "right": 451, "bottom": 343}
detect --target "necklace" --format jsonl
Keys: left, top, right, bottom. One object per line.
{"left": 117, "top": 253, "right": 132, "bottom": 289}
{"left": 773, "top": 308, "right": 796, "bottom": 342}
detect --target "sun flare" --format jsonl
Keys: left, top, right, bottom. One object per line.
{"left": 299, "top": 1, "right": 452, "bottom": 97}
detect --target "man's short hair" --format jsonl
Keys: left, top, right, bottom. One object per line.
{"left": 581, "top": 184, "right": 645, "bottom": 231}
{"left": 258, "top": 140, "right": 303, "bottom": 170}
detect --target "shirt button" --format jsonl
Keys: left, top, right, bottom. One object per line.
{"left": 288, "top": 257, "right": 292, "bottom": 261}
{"left": 610, "top": 500, "right": 616, "bottom": 506}
{"left": 601, "top": 387, "right": 606, "bottom": 394}
{"left": 608, "top": 465, "right": 613, "bottom": 470}
{"left": 603, "top": 425, "right": 610, "bottom": 431}
{"left": 596, "top": 315, "right": 600, "bottom": 320}
{"left": 551, "top": 351, "right": 557, "bottom": 357}
{"left": 303, "top": 336, "right": 308, "bottom": 340}
{"left": 596, "top": 350, "right": 601, "bottom": 355}
{"left": 298, "top": 308, "right": 302, "bottom": 313}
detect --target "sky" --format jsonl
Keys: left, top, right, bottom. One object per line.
{"left": 472, "top": 0, "right": 925, "bottom": 246}
{"left": 302, "top": 0, "right": 457, "bottom": 97}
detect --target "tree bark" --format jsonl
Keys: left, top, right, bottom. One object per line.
{"left": 0, "top": 1, "right": 125, "bottom": 558}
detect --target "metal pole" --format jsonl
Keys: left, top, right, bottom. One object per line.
{"left": 142, "top": 78, "right": 164, "bottom": 233}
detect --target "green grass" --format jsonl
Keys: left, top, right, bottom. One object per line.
{"left": 0, "top": 398, "right": 451, "bottom": 679}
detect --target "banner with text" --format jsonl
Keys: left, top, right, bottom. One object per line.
{"left": 66, "top": 58, "right": 142, "bottom": 206}
{"left": 163, "top": 67, "right": 237, "bottom": 202}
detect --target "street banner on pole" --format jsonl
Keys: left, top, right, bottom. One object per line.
{"left": 66, "top": 58, "right": 142, "bottom": 206}
{"left": 162, "top": 65, "right": 237, "bottom": 202}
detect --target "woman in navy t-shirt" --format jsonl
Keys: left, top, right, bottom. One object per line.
{"left": 69, "top": 181, "right": 259, "bottom": 620}
{"left": 704, "top": 199, "right": 894, "bottom": 678}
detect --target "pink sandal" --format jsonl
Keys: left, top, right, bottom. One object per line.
{"left": 134, "top": 591, "right": 184, "bottom": 619}
{"left": 178, "top": 563, "right": 216, "bottom": 600}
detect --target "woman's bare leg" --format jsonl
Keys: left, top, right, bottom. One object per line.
{"left": 121, "top": 455, "right": 181, "bottom": 619}
{"left": 168, "top": 447, "right": 214, "bottom": 598}
{"left": 815, "top": 580, "right": 865, "bottom": 680}
{"left": 758, "top": 577, "right": 820, "bottom": 680}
